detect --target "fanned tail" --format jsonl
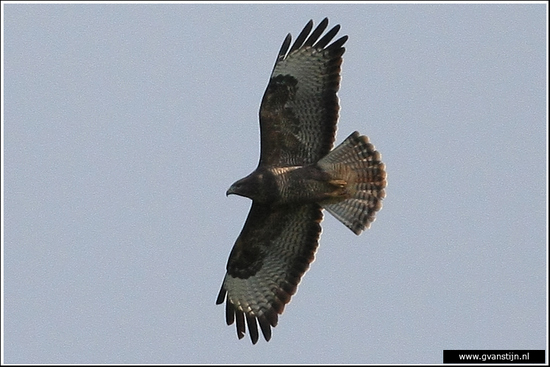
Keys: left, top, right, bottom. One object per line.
{"left": 317, "top": 131, "right": 387, "bottom": 235}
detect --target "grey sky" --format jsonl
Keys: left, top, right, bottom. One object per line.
{"left": 3, "top": 2, "right": 547, "bottom": 364}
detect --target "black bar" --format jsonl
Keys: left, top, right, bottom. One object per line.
{"left": 443, "top": 350, "right": 545, "bottom": 364}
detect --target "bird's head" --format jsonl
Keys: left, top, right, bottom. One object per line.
{"left": 226, "top": 173, "right": 261, "bottom": 200}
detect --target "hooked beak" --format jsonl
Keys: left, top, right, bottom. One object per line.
{"left": 226, "top": 182, "right": 239, "bottom": 197}
{"left": 226, "top": 178, "right": 248, "bottom": 198}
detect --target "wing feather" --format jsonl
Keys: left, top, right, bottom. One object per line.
{"left": 224, "top": 296, "right": 235, "bottom": 325}
{"left": 246, "top": 314, "right": 259, "bottom": 344}
{"left": 216, "top": 203, "right": 323, "bottom": 343}
{"left": 302, "top": 17, "right": 328, "bottom": 48}
{"left": 235, "top": 309, "right": 245, "bottom": 340}
{"left": 257, "top": 314, "right": 272, "bottom": 341}
{"left": 276, "top": 34, "right": 292, "bottom": 63}
{"left": 315, "top": 25, "right": 343, "bottom": 49}
{"left": 258, "top": 18, "right": 348, "bottom": 167}
{"left": 287, "top": 19, "right": 313, "bottom": 54}
{"left": 326, "top": 34, "right": 349, "bottom": 52}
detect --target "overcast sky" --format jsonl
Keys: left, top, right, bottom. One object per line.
{"left": 3, "top": 2, "right": 547, "bottom": 364}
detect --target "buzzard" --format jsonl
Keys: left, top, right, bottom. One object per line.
{"left": 216, "top": 18, "right": 387, "bottom": 344}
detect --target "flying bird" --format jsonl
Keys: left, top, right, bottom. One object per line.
{"left": 216, "top": 18, "right": 387, "bottom": 344}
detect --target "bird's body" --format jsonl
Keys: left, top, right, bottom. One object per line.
{"left": 228, "top": 164, "right": 343, "bottom": 205}
{"left": 217, "top": 18, "right": 387, "bottom": 344}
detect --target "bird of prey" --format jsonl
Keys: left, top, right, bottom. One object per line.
{"left": 216, "top": 18, "right": 387, "bottom": 344}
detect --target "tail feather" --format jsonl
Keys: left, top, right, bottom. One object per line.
{"left": 318, "top": 131, "right": 386, "bottom": 235}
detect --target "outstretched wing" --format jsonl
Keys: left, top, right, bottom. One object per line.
{"left": 258, "top": 18, "right": 348, "bottom": 167}
{"left": 216, "top": 203, "right": 323, "bottom": 344}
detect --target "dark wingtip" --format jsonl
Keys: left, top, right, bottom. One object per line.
{"left": 326, "top": 35, "right": 348, "bottom": 52}
{"left": 288, "top": 19, "right": 314, "bottom": 54}
{"left": 303, "top": 18, "right": 329, "bottom": 48}
{"left": 225, "top": 299, "right": 235, "bottom": 326}
{"left": 216, "top": 283, "right": 226, "bottom": 305}
{"left": 314, "top": 24, "right": 341, "bottom": 49}
{"left": 278, "top": 33, "right": 292, "bottom": 60}
{"left": 258, "top": 314, "right": 273, "bottom": 342}
{"left": 246, "top": 314, "right": 260, "bottom": 344}
{"left": 235, "top": 310, "right": 245, "bottom": 340}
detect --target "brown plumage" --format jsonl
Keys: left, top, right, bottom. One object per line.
{"left": 217, "top": 18, "right": 387, "bottom": 344}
